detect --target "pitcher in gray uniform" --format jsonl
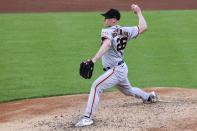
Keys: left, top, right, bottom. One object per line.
{"left": 75, "top": 4, "right": 158, "bottom": 127}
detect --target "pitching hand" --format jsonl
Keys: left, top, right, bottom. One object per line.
{"left": 131, "top": 4, "right": 141, "bottom": 14}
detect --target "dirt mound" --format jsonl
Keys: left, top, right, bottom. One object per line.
{"left": 0, "top": 0, "right": 197, "bottom": 13}
{"left": 0, "top": 87, "right": 197, "bottom": 131}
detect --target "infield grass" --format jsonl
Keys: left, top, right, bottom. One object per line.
{"left": 0, "top": 10, "right": 197, "bottom": 102}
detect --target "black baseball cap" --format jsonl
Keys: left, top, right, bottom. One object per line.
{"left": 101, "top": 8, "right": 121, "bottom": 20}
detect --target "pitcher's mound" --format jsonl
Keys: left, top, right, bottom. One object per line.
{"left": 0, "top": 87, "right": 197, "bottom": 131}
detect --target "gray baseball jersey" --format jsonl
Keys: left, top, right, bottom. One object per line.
{"left": 101, "top": 25, "right": 139, "bottom": 69}
{"left": 84, "top": 25, "right": 150, "bottom": 119}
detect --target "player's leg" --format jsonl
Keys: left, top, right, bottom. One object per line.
{"left": 84, "top": 67, "right": 119, "bottom": 119}
{"left": 76, "top": 68, "right": 118, "bottom": 127}
{"left": 116, "top": 78, "right": 158, "bottom": 103}
{"left": 116, "top": 78, "right": 149, "bottom": 100}
{"left": 76, "top": 68, "right": 119, "bottom": 127}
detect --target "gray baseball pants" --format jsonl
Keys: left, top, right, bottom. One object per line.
{"left": 84, "top": 62, "right": 150, "bottom": 119}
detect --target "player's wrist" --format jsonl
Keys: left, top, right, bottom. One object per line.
{"left": 92, "top": 58, "right": 97, "bottom": 63}
{"left": 136, "top": 11, "right": 142, "bottom": 16}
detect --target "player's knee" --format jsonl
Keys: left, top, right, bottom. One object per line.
{"left": 90, "top": 81, "right": 98, "bottom": 91}
{"left": 91, "top": 82, "right": 104, "bottom": 94}
{"left": 92, "top": 81, "right": 97, "bottom": 88}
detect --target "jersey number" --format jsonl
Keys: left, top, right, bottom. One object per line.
{"left": 117, "top": 37, "right": 128, "bottom": 51}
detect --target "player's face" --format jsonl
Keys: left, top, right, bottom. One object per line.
{"left": 104, "top": 18, "right": 110, "bottom": 27}
{"left": 104, "top": 18, "right": 117, "bottom": 27}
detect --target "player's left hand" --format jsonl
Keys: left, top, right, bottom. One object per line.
{"left": 79, "top": 59, "right": 94, "bottom": 79}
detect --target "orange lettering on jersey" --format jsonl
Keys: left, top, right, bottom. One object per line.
{"left": 102, "top": 32, "right": 108, "bottom": 35}
{"left": 112, "top": 29, "right": 129, "bottom": 38}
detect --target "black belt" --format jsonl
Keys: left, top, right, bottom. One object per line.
{"left": 103, "top": 61, "right": 124, "bottom": 71}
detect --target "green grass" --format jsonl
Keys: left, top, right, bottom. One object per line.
{"left": 0, "top": 10, "right": 197, "bottom": 103}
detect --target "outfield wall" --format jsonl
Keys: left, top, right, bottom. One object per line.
{"left": 0, "top": 0, "right": 197, "bottom": 13}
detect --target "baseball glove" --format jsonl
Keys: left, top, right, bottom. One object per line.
{"left": 79, "top": 59, "right": 94, "bottom": 79}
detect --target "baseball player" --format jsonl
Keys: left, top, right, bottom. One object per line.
{"left": 76, "top": 4, "right": 158, "bottom": 127}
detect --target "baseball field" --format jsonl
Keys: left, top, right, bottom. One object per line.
{"left": 0, "top": 0, "right": 197, "bottom": 131}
